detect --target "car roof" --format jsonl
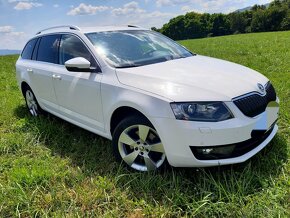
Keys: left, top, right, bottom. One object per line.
{"left": 35, "top": 25, "right": 147, "bottom": 36}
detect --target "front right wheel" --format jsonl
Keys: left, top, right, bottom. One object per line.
{"left": 112, "top": 116, "right": 167, "bottom": 172}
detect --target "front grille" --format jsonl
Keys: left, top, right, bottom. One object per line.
{"left": 233, "top": 82, "right": 277, "bottom": 117}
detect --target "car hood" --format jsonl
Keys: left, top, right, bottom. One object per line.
{"left": 115, "top": 55, "right": 268, "bottom": 102}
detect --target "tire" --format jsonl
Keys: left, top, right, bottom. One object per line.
{"left": 23, "top": 86, "right": 43, "bottom": 116}
{"left": 112, "top": 115, "right": 167, "bottom": 172}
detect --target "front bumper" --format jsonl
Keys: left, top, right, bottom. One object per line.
{"left": 152, "top": 101, "right": 279, "bottom": 167}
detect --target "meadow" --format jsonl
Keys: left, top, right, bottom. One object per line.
{"left": 0, "top": 31, "right": 289, "bottom": 217}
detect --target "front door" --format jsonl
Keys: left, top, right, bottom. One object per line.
{"left": 52, "top": 34, "right": 104, "bottom": 132}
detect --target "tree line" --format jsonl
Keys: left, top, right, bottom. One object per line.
{"left": 152, "top": 0, "right": 290, "bottom": 40}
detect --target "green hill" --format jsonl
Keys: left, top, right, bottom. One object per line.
{"left": 0, "top": 31, "right": 289, "bottom": 217}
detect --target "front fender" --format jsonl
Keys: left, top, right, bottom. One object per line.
{"left": 102, "top": 83, "right": 174, "bottom": 137}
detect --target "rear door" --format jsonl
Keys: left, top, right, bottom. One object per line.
{"left": 28, "top": 35, "right": 60, "bottom": 111}
{"left": 16, "top": 37, "right": 38, "bottom": 89}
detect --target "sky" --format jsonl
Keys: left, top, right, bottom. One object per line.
{"left": 0, "top": 0, "right": 272, "bottom": 50}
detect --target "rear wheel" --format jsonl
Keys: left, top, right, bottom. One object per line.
{"left": 23, "top": 86, "right": 42, "bottom": 116}
{"left": 113, "top": 116, "right": 167, "bottom": 172}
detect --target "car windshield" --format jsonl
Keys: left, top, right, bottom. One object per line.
{"left": 85, "top": 30, "right": 193, "bottom": 68}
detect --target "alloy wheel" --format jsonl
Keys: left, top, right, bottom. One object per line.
{"left": 25, "top": 89, "right": 39, "bottom": 116}
{"left": 118, "top": 124, "right": 165, "bottom": 171}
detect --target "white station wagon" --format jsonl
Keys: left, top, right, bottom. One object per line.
{"left": 16, "top": 25, "right": 279, "bottom": 171}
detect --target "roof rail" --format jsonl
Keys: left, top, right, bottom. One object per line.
{"left": 36, "top": 25, "right": 81, "bottom": 35}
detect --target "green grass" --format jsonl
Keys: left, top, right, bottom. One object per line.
{"left": 0, "top": 31, "right": 289, "bottom": 217}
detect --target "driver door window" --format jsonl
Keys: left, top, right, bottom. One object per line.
{"left": 59, "top": 34, "right": 96, "bottom": 66}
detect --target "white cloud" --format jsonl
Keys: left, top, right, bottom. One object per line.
{"left": 112, "top": 1, "right": 145, "bottom": 16}
{"left": 0, "top": 25, "right": 25, "bottom": 49}
{"left": 53, "top": 4, "right": 59, "bottom": 8}
{"left": 66, "top": 0, "right": 171, "bottom": 25}
{"left": 144, "top": 11, "right": 174, "bottom": 19}
{"left": 0, "top": 25, "right": 24, "bottom": 36}
{"left": 109, "top": 1, "right": 173, "bottom": 27}
{"left": 0, "top": 25, "right": 13, "bottom": 33}
{"left": 112, "top": 11, "right": 175, "bottom": 28}
{"left": 181, "top": 5, "right": 191, "bottom": 12}
{"left": 198, "top": 0, "right": 246, "bottom": 13}
{"left": 181, "top": 5, "right": 203, "bottom": 13}
{"left": 14, "top": 2, "right": 42, "bottom": 10}
{"left": 156, "top": 0, "right": 190, "bottom": 7}
{"left": 0, "top": 33, "right": 26, "bottom": 49}
{"left": 156, "top": 0, "right": 262, "bottom": 13}
{"left": 156, "top": 0, "right": 171, "bottom": 7}
{"left": 7, "top": 31, "right": 25, "bottom": 36}
{"left": 67, "top": 3, "right": 110, "bottom": 16}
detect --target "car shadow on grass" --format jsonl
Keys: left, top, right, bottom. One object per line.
{"left": 14, "top": 104, "right": 289, "bottom": 206}
{"left": 14, "top": 104, "right": 116, "bottom": 174}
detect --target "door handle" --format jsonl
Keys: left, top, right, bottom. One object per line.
{"left": 27, "top": 68, "right": 33, "bottom": 73}
{"left": 52, "top": 74, "right": 62, "bottom": 80}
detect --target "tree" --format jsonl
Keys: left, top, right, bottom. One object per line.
{"left": 210, "top": 13, "right": 230, "bottom": 36}
{"left": 151, "top": 27, "right": 159, "bottom": 32}
{"left": 280, "top": 15, "right": 290, "bottom": 30}
{"left": 160, "top": 15, "right": 186, "bottom": 40}
{"left": 251, "top": 9, "right": 268, "bottom": 32}
{"left": 200, "top": 13, "right": 212, "bottom": 35}
{"left": 157, "top": 0, "right": 290, "bottom": 40}
{"left": 183, "top": 12, "right": 204, "bottom": 38}
{"left": 228, "top": 12, "right": 247, "bottom": 33}
{"left": 267, "top": 6, "right": 287, "bottom": 31}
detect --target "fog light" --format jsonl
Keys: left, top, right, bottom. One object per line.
{"left": 191, "top": 145, "right": 236, "bottom": 160}
{"left": 202, "top": 148, "right": 213, "bottom": 154}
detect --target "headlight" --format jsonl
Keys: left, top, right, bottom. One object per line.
{"left": 170, "top": 102, "right": 233, "bottom": 122}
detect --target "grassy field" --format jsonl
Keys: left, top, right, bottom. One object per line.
{"left": 0, "top": 31, "right": 289, "bottom": 217}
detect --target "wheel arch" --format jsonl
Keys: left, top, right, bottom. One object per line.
{"left": 21, "top": 81, "right": 30, "bottom": 96}
{"left": 110, "top": 106, "right": 151, "bottom": 136}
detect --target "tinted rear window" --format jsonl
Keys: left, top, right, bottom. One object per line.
{"left": 32, "top": 38, "right": 40, "bottom": 61}
{"left": 21, "top": 38, "right": 37, "bottom": 60}
{"left": 37, "top": 35, "right": 60, "bottom": 64}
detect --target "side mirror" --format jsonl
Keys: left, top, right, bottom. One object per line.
{"left": 65, "top": 57, "right": 96, "bottom": 72}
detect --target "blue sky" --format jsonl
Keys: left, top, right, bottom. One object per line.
{"left": 0, "top": 0, "right": 272, "bottom": 49}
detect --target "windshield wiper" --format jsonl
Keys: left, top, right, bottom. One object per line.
{"left": 115, "top": 64, "right": 141, "bottom": 68}
{"left": 173, "top": 55, "right": 186, "bottom": 60}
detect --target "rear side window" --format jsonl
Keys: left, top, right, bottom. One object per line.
{"left": 32, "top": 38, "right": 41, "bottom": 61}
{"left": 59, "top": 34, "right": 95, "bottom": 65}
{"left": 37, "top": 35, "right": 60, "bottom": 64}
{"left": 21, "top": 38, "right": 37, "bottom": 60}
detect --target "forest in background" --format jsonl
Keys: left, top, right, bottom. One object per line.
{"left": 152, "top": 0, "right": 290, "bottom": 40}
